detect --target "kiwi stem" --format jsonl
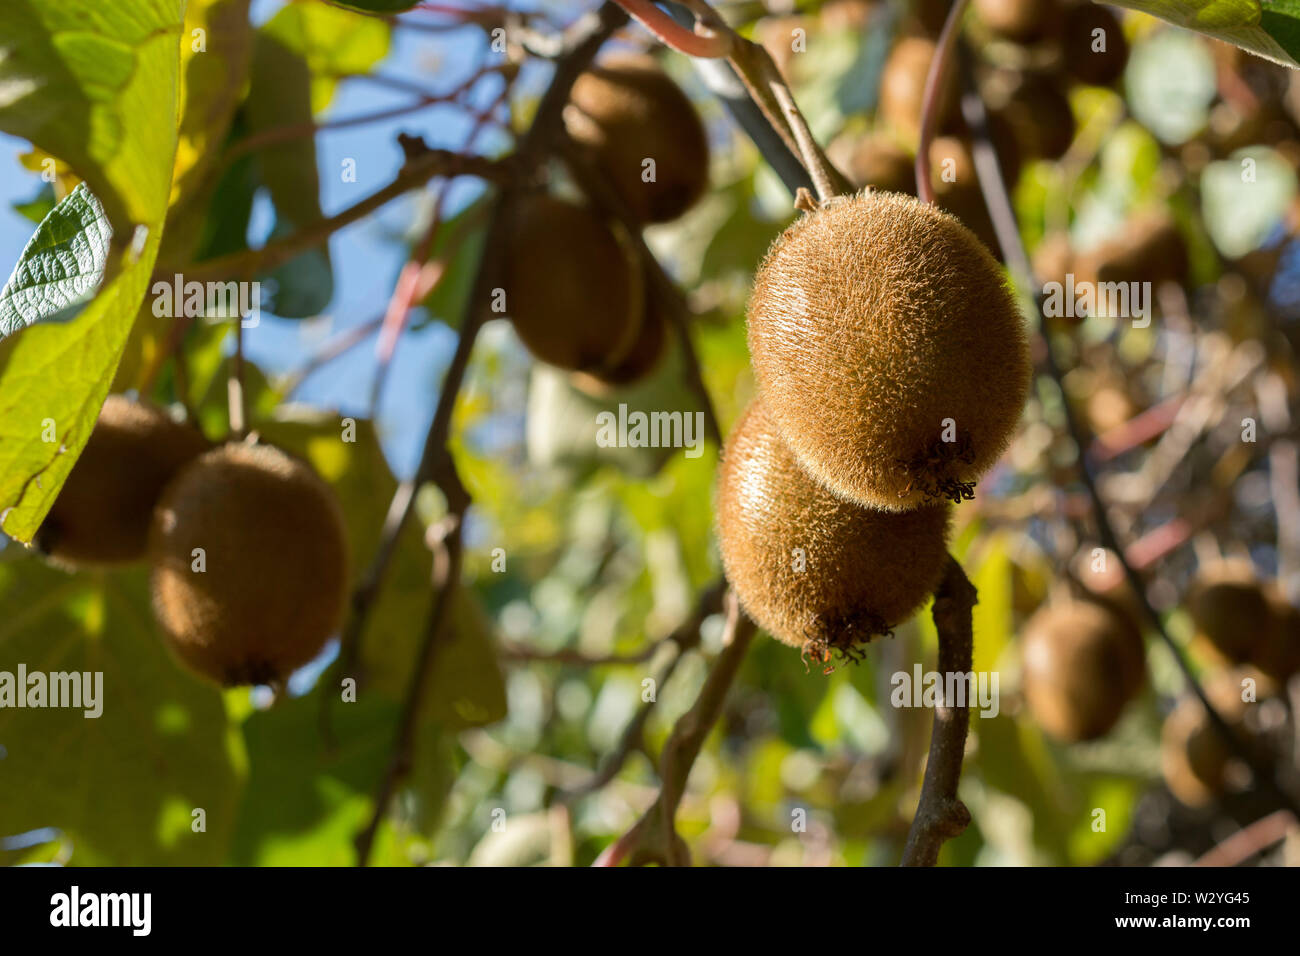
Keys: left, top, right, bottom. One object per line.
{"left": 956, "top": 49, "right": 1300, "bottom": 820}
{"left": 914, "top": 0, "right": 970, "bottom": 206}
{"left": 900, "top": 557, "right": 976, "bottom": 867}
{"left": 611, "top": 0, "right": 734, "bottom": 58}
{"left": 595, "top": 592, "right": 757, "bottom": 866}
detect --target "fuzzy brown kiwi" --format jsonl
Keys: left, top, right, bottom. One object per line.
{"left": 973, "top": 0, "right": 1063, "bottom": 43}
{"left": 35, "top": 395, "right": 210, "bottom": 566}
{"left": 1161, "top": 667, "right": 1269, "bottom": 808}
{"left": 844, "top": 133, "right": 917, "bottom": 195}
{"left": 716, "top": 399, "right": 951, "bottom": 662}
{"left": 504, "top": 193, "right": 645, "bottom": 375}
{"left": 1073, "top": 209, "right": 1188, "bottom": 291}
{"left": 565, "top": 54, "right": 709, "bottom": 224}
{"left": 1061, "top": 3, "right": 1128, "bottom": 87}
{"left": 1020, "top": 598, "right": 1146, "bottom": 742}
{"left": 148, "top": 442, "right": 349, "bottom": 686}
{"left": 879, "top": 36, "right": 958, "bottom": 143}
{"left": 1187, "top": 563, "right": 1276, "bottom": 666}
{"left": 747, "top": 190, "right": 1030, "bottom": 511}
{"left": 987, "top": 71, "right": 1075, "bottom": 160}
{"left": 570, "top": 292, "right": 669, "bottom": 396}
{"left": 1257, "top": 586, "right": 1300, "bottom": 683}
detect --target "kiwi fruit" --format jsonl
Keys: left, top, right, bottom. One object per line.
{"left": 987, "top": 71, "right": 1075, "bottom": 160}
{"left": 1161, "top": 667, "right": 1270, "bottom": 807}
{"left": 1073, "top": 209, "right": 1188, "bottom": 291}
{"left": 1187, "top": 563, "right": 1275, "bottom": 666}
{"left": 843, "top": 133, "right": 917, "bottom": 194}
{"left": 148, "top": 441, "right": 349, "bottom": 686}
{"left": 747, "top": 190, "right": 1030, "bottom": 511}
{"left": 1020, "top": 597, "right": 1146, "bottom": 742}
{"left": 1061, "top": 3, "right": 1128, "bottom": 87}
{"left": 928, "top": 135, "right": 1003, "bottom": 257}
{"left": 570, "top": 293, "right": 669, "bottom": 396}
{"left": 503, "top": 193, "right": 646, "bottom": 375}
{"left": 35, "top": 395, "right": 210, "bottom": 566}
{"left": 974, "top": 0, "right": 1063, "bottom": 43}
{"left": 716, "top": 399, "right": 951, "bottom": 660}
{"left": 565, "top": 54, "right": 709, "bottom": 224}
{"left": 879, "top": 36, "right": 958, "bottom": 143}
{"left": 1257, "top": 587, "right": 1300, "bottom": 684}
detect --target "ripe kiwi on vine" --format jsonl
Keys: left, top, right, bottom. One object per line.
{"left": 1187, "top": 562, "right": 1276, "bottom": 666}
{"left": 879, "top": 36, "right": 958, "bottom": 143}
{"left": 564, "top": 54, "right": 710, "bottom": 225}
{"left": 35, "top": 395, "right": 210, "bottom": 567}
{"left": 746, "top": 190, "right": 1030, "bottom": 511}
{"left": 973, "top": 0, "right": 1063, "bottom": 43}
{"left": 715, "top": 399, "right": 951, "bottom": 664}
{"left": 570, "top": 290, "right": 669, "bottom": 396}
{"left": 1020, "top": 595, "right": 1146, "bottom": 742}
{"left": 503, "top": 192, "right": 647, "bottom": 376}
{"left": 148, "top": 441, "right": 349, "bottom": 686}
{"left": 1061, "top": 2, "right": 1128, "bottom": 88}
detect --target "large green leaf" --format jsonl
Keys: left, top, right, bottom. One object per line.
{"left": 0, "top": 560, "right": 243, "bottom": 865}
{"left": 0, "top": 0, "right": 183, "bottom": 543}
{"left": 0, "top": 184, "right": 111, "bottom": 339}
{"left": 1108, "top": 0, "right": 1300, "bottom": 67}
{"left": 0, "top": 0, "right": 185, "bottom": 234}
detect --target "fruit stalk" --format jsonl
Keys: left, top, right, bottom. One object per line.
{"left": 900, "top": 557, "right": 976, "bottom": 867}
{"left": 915, "top": 0, "right": 971, "bottom": 205}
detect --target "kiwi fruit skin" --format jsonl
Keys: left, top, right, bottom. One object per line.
{"left": 974, "top": 0, "right": 1063, "bottom": 43}
{"left": 747, "top": 190, "right": 1031, "bottom": 511}
{"left": 1161, "top": 667, "right": 1269, "bottom": 808}
{"left": 35, "top": 395, "right": 210, "bottom": 566}
{"left": 1188, "top": 565, "right": 1275, "bottom": 666}
{"left": 504, "top": 194, "right": 645, "bottom": 374}
{"left": 989, "top": 72, "right": 1075, "bottom": 161}
{"left": 570, "top": 294, "right": 669, "bottom": 396}
{"left": 148, "top": 442, "right": 349, "bottom": 686}
{"left": 1020, "top": 598, "right": 1146, "bottom": 742}
{"left": 1257, "top": 587, "right": 1300, "bottom": 683}
{"left": 1061, "top": 3, "right": 1128, "bottom": 87}
{"left": 879, "top": 37, "right": 958, "bottom": 143}
{"left": 565, "top": 54, "right": 709, "bottom": 224}
{"left": 716, "top": 399, "right": 951, "bottom": 657}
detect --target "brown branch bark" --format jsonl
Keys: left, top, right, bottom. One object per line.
{"left": 900, "top": 557, "right": 976, "bottom": 867}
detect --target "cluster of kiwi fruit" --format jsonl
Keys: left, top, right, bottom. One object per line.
{"left": 502, "top": 54, "right": 709, "bottom": 395}
{"left": 35, "top": 395, "right": 349, "bottom": 687}
{"left": 718, "top": 183, "right": 1030, "bottom": 661}
{"left": 830, "top": 0, "right": 1128, "bottom": 262}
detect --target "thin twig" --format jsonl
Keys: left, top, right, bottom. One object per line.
{"left": 228, "top": 319, "right": 247, "bottom": 440}
{"left": 900, "top": 557, "right": 976, "bottom": 866}
{"left": 1192, "top": 810, "right": 1296, "bottom": 867}
{"left": 915, "top": 0, "right": 970, "bottom": 205}
{"left": 612, "top": 0, "right": 734, "bottom": 58}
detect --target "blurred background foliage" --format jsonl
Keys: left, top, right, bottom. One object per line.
{"left": 3, "top": 0, "right": 1300, "bottom": 866}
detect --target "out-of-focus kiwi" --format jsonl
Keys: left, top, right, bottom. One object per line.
{"left": 747, "top": 190, "right": 1030, "bottom": 510}
{"left": 503, "top": 193, "right": 645, "bottom": 375}
{"left": 565, "top": 54, "right": 709, "bottom": 224}
{"left": 1161, "top": 667, "right": 1272, "bottom": 807}
{"left": 1021, "top": 597, "right": 1146, "bottom": 741}
{"left": 1073, "top": 209, "right": 1188, "bottom": 292}
{"left": 1061, "top": 3, "right": 1128, "bottom": 87}
{"left": 843, "top": 132, "right": 917, "bottom": 194}
{"left": 879, "top": 36, "right": 958, "bottom": 143}
{"left": 35, "top": 395, "right": 210, "bottom": 566}
{"left": 148, "top": 442, "right": 349, "bottom": 686}
{"left": 570, "top": 293, "right": 669, "bottom": 396}
{"left": 987, "top": 70, "right": 1075, "bottom": 160}
{"left": 928, "top": 135, "right": 1003, "bottom": 257}
{"left": 1188, "top": 563, "right": 1276, "bottom": 666}
{"left": 1257, "top": 586, "right": 1300, "bottom": 683}
{"left": 974, "top": 0, "right": 1063, "bottom": 43}
{"left": 716, "top": 399, "right": 952, "bottom": 661}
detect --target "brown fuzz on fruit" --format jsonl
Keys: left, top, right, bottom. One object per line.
{"left": 148, "top": 442, "right": 349, "bottom": 686}
{"left": 1161, "top": 667, "right": 1270, "bottom": 808}
{"left": 35, "top": 395, "right": 210, "bottom": 566}
{"left": 565, "top": 54, "right": 710, "bottom": 224}
{"left": 716, "top": 400, "right": 951, "bottom": 663}
{"left": 504, "top": 193, "right": 645, "bottom": 375}
{"left": 1061, "top": 3, "right": 1128, "bottom": 87}
{"left": 879, "top": 37, "right": 958, "bottom": 143}
{"left": 1188, "top": 563, "right": 1275, "bottom": 666}
{"left": 1021, "top": 598, "right": 1146, "bottom": 742}
{"left": 1073, "top": 209, "right": 1188, "bottom": 291}
{"left": 974, "top": 0, "right": 1063, "bottom": 43}
{"left": 747, "top": 190, "right": 1030, "bottom": 511}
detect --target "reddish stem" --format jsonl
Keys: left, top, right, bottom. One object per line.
{"left": 915, "top": 0, "right": 970, "bottom": 205}
{"left": 611, "top": 0, "right": 732, "bottom": 58}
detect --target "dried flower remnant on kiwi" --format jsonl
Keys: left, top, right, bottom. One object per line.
{"left": 747, "top": 191, "right": 1030, "bottom": 511}
{"left": 715, "top": 400, "right": 951, "bottom": 666}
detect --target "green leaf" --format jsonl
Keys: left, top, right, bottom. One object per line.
{"left": 0, "top": 560, "right": 243, "bottom": 865}
{"left": 421, "top": 194, "right": 493, "bottom": 330}
{"left": 1262, "top": 0, "right": 1300, "bottom": 63}
{"left": 0, "top": 0, "right": 186, "bottom": 234}
{"left": 245, "top": 32, "right": 333, "bottom": 317}
{"left": 262, "top": 1, "right": 391, "bottom": 113}
{"left": 327, "top": 0, "right": 423, "bottom": 15}
{"left": 12, "top": 184, "right": 56, "bottom": 225}
{"left": 0, "top": 184, "right": 111, "bottom": 339}
{"left": 1108, "top": 0, "right": 1299, "bottom": 67}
